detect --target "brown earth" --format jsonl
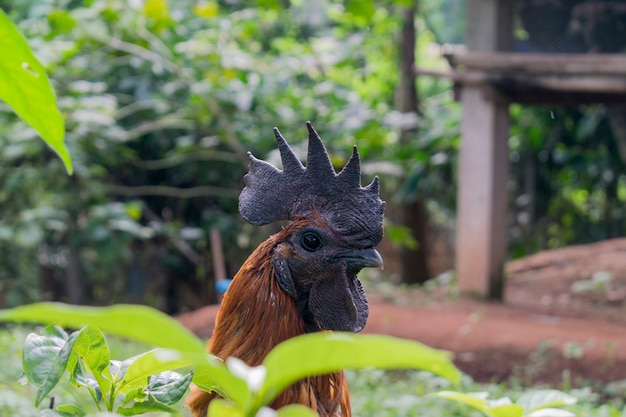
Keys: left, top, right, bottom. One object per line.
{"left": 178, "top": 238, "right": 626, "bottom": 387}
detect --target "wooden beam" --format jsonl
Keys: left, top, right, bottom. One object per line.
{"left": 448, "top": 52, "right": 626, "bottom": 76}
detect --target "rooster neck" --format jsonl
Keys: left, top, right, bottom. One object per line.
{"left": 209, "top": 241, "right": 305, "bottom": 365}
{"left": 203, "top": 231, "right": 351, "bottom": 417}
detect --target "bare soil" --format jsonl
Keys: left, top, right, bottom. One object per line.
{"left": 178, "top": 238, "right": 626, "bottom": 387}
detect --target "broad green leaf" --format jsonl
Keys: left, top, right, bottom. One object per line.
{"left": 0, "top": 302, "right": 205, "bottom": 353}
{"left": 22, "top": 325, "right": 80, "bottom": 406}
{"left": 146, "top": 370, "right": 193, "bottom": 405}
{"left": 488, "top": 404, "right": 525, "bottom": 417}
{"left": 72, "top": 326, "right": 113, "bottom": 403}
{"left": 22, "top": 324, "right": 67, "bottom": 386}
{"left": 56, "top": 404, "right": 87, "bottom": 417}
{"left": 277, "top": 404, "right": 319, "bottom": 417}
{"left": 260, "top": 333, "right": 461, "bottom": 406}
{"left": 207, "top": 399, "right": 244, "bottom": 417}
{"left": 118, "top": 348, "right": 195, "bottom": 393}
{"left": 0, "top": 9, "right": 72, "bottom": 174}
{"left": 516, "top": 390, "right": 577, "bottom": 413}
{"left": 119, "top": 348, "right": 250, "bottom": 406}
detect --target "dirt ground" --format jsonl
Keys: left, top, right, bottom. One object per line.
{"left": 178, "top": 238, "right": 626, "bottom": 387}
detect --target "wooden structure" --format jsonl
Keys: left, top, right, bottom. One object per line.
{"left": 428, "top": 0, "right": 626, "bottom": 299}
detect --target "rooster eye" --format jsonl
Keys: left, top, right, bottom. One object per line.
{"left": 301, "top": 232, "right": 322, "bottom": 251}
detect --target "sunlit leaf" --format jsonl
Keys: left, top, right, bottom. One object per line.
{"left": 143, "top": 0, "right": 170, "bottom": 21}
{"left": 276, "top": 404, "right": 319, "bottom": 417}
{"left": 0, "top": 9, "right": 72, "bottom": 174}
{"left": 432, "top": 391, "right": 489, "bottom": 411}
{"left": 55, "top": 404, "right": 86, "bottom": 417}
{"left": 194, "top": 1, "right": 219, "bottom": 18}
{"left": 207, "top": 398, "right": 244, "bottom": 417}
{"left": 259, "top": 333, "right": 461, "bottom": 406}
{"left": 72, "top": 326, "right": 113, "bottom": 402}
{"left": 346, "top": 0, "right": 376, "bottom": 20}
{"left": 488, "top": 404, "right": 525, "bottom": 417}
{"left": 0, "top": 302, "right": 205, "bottom": 353}
{"left": 118, "top": 348, "right": 194, "bottom": 393}
{"left": 118, "top": 347, "right": 250, "bottom": 406}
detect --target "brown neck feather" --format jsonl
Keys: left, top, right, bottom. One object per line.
{"left": 186, "top": 221, "right": 351, "bottom": 417}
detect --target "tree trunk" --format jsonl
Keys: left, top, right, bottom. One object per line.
{"left": 396, "top": 1, "right": 431, "bottom": 284}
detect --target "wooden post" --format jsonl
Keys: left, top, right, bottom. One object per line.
{"left": 456, "top": 88, "right": 509, "bottom": 299}
{"left": 456, "top": 0, "right": 512, "bottom": 299}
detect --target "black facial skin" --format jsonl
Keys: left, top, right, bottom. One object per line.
{"left": 273, "top": 224, "right": 383, "bottom": 333}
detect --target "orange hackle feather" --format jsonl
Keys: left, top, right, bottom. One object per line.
{"left": 186, "top": 216, "right": 352, "bottom": 417}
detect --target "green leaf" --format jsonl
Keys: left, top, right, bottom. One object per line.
{"left": 118, "top": 348, "right": 194, "bottom": 393}
{"left": 259, "top": 333, "right": 461, "bottom": 406}
{"left": 22, "top": 324, "right": 67, "bottom": 386}
{"left": 346, "top": 0, "right": 376, "bottom": 20}
{"left": 70, "top": 365, "right": 102, "bottom": 404}
{"left": 207, "top": 399, "right": 244, "bottom": 417}
{"left": 432, "top": 391, "right": 489, "bottom": 411}
{"left": 118, "top": 348, "right": 250, "bottom": 407}
{"left": 116, "top": 393, "right": 178, "bottom": 416}
{"left": 488, "top": 404, "right": 525, "bottom": 417}
{"left": 277, "top": 404, "right": 319, "bottom": 417}
{"left": 193, "top": 359, "right": 251, "bottom": 406}
{"left": 146, "top": 370, "right": 193, "bottom": 405}
{"left": 121, "top": 386, "right": 147, "bottom": 407}
{"left": 516, "top": 390, "right": 577, "bottom": 413}
{"left": 0, "top": 9, "right": 72, "bottom": 174}
{"left": 56, "top": 404, "right": 87, "bottom": 417}
{"left": 0, "top": 302, "right": 205, "bottom": 353}
{"left": 22, "top": 324, "right": 80, "bottom": 406}
{"left": 72, "top": 326, "right": 113, "bottom": 404}
{"left": 433, "top": 392, "right": 526, "bottom": 417}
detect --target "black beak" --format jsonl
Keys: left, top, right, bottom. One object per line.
{"left": 334, "top": 248, "right": 384, "bottom": 271}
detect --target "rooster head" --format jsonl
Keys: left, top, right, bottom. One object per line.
{"left": 239, "top": 122, "right": 385, "bottom": 333}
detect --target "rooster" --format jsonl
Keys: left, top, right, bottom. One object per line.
{"left": 186, "top": 122, "right": 385, "bottom": 417}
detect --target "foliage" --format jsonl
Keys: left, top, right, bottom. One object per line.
{"left": 6, "top": 326, "right": 624, "bottom": 417}
{"left": 1, "top": 302, "right": 461, "bottom": 417}
{"left": 433, "top": 390, "right": 577, "bottom": 417}
{"left": 0, "top": 0, "right": 440, "bottom": 307}
{"left": 508, "top": 105, "right": 626, "bottom": 257}
{"left": 0, "top": 8, "right": 72, "bottom": 174}
{"left": 22, "top": 324, "right": 193, "bottom": 415}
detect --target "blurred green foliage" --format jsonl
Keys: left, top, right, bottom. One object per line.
{"left": 0, "top": 0, "right": 624, "bottom": 309}
{"left": 0, "top": 0, "right": 461, "bottom": 310}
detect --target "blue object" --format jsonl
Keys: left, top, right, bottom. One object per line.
{"left": 216, "top": 278, "right": 232, "bottom": 294}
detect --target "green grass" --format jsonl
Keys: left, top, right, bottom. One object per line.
{"left": 1, "top": 325, "right": 624, "bottom": 417}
